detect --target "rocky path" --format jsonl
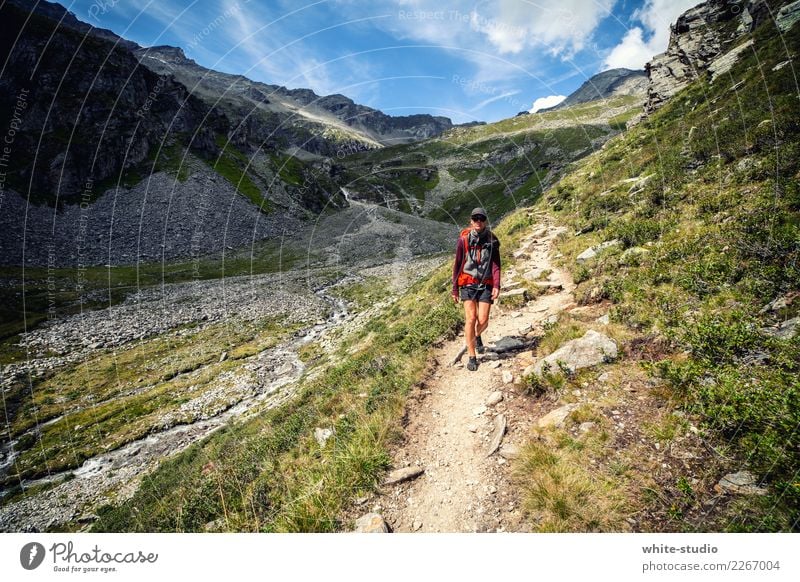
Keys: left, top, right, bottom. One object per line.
{"left": 371, "top": 221, "right": 576, "bottom": 532}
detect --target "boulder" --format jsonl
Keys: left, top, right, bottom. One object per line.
{"left": 492, "top": 336, "right": 526, "bottom": 352}
{"left": 531, "top": 330, "right": 618, "bottom": 377}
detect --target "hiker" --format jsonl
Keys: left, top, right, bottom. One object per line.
{"left": 452, "top": 207, "right": 501, "bottom": 371}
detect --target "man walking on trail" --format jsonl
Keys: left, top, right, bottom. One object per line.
{"left": 452, "top": 207, "right": 501, "bottom": 371}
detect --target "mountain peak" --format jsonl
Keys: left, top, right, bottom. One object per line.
{"left": 541, "top": 68, "right": 647, "bottom": 112}
{"left": 140, "top": 45, "right": 188, "bottom": 62}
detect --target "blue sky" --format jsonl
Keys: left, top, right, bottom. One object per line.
{"left": 65, "top": 0, "right": 702, "bottom": 123}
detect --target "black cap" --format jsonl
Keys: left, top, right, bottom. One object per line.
{"left": 470, "top": 207, "right": 488, "bottom": 220}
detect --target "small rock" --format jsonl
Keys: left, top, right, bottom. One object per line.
{"left": 383, "top": 466, "right": 425, "bottom": 486}
{"left": 412, "top": 519, "right": 423, "bottom": 531}
{"left": 314, "top": 427, "right": 334, "bottom": 447}
{"left": 537, "top": 404, "right": 579, "bottom": 428}
{"left": 502, "top": 371, "right": 514, "bottom": 384}
{"left": 354, "top": 513, "right": 389, "bottom": 533}
{"left": 760, "top": 317, "right": 799, "bottom": 340}
{"left": 533, "top": 281, "right": 562, "bottom": 290}
{"left": 219, "top": 351, "right": 228, "bottom": 362}
{"left": 596, "top": 314, "right": 610, "bottom": 325}
{"left": 468, "top": 424, "right": 479, "bottom": 433}
{"left": 485, "top": 414, "right": 507, "bottom": 457}
{"left": 578, "top": 422, "right": 596, "bottom": 433}
{"left": 473, "top": 405, "right": 487, "bottom": 416}
{"left": 715, "top": 471, "right": 768, "bottom": 496}
{"left": 488, "top": 361, "right": 502, "bottom": 369}
{"left": 499, "top": 444, "right": 520, "bottom": 459}
{"left": 619, "top": 247, "right": 649, "bottom": 266}
{"left": 576, "top": 240, "right": 621, "bottom": 264}
{"left": 486, "top": 391, "right": 504, "bottom": 406}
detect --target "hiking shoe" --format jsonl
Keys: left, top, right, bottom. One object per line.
{"left": 467, "top": 357, "right": 478, "bottom": 371}
{"left": 476, "top": 336, "right": 485, "bottom": 354}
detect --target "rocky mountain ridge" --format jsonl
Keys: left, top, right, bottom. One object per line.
{"left": 643, "top": 0, "right": 800, "bottom": 115}
{"left": 134, "top": 45, "right": 453, "bottom": 153}
{"left": 541, "top": 68, "right": 647, "bottom": 112}
{"left": 0, "top": 0, "right": 455, "bottom": 268}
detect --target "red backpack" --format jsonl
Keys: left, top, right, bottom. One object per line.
{"left": 456, "top": 227, "right": 494, "bottom": 287}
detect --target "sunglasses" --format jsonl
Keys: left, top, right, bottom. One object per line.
{"left": 471, "top": 215, "right": 487, "bottom": 222}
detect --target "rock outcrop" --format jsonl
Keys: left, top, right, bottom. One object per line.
{"left": 641, "top": 0, "right": 791, "bottom": 115}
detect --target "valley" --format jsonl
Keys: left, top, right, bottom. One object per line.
{"left": 1, "top": 0, "right": 798, "bottom": 534}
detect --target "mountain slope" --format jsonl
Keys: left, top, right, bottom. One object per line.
{"left": 1, "top": 0, "right": 797, "bottom": 536}
{"left": 526, "top": 0, "right": 800, "bottom": 530}
{"left": 335, "top": 93, "right": 644, "bottom": 224}
{"left": 541, "top": 68, "right": 647, "bottom": 112}
{"left": 0, "top": 0, "right": 454, "bottom": 269}
{"left": 134, "top": 45, "right": 453, "bottom": 154}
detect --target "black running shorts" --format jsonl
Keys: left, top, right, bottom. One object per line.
{"left": 459, "top": 285, "right": 493, "bottom": 304}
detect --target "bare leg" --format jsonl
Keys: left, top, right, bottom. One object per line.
{"left": 475, "top": 301, "right": 492, "bottom": 340}
{"left": 463, "top": 300, "right": 478, "bottom": 357}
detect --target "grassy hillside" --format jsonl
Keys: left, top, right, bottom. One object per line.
{"left": 521, "top": 14, "right": 799, "bottom": 531}
{"left": 337, "top": 95, "right": 642, "bottom": 224}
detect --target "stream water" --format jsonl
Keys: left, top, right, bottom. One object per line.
{"left": 0, "top": 278, "right": 351, "bottom": 515}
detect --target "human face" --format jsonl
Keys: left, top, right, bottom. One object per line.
{"left": 471, "top": 215, "right": 487, "bottom": 232}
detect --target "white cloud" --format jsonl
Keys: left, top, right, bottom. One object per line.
{"left": 604, "top": 0, "right": 703, "bottom": 69}
{"left": 470, "top": 0, "right": 616, "bottom": 56}
{"left": 530, "top": 94, "right": 566, "bottom": 112}
{"left": 366, "top": 0, "right": 616, "bottom": 63}
{"left": 603, "top": 26, "right": 651, "bottom": 69}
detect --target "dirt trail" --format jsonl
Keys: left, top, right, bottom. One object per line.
{"left": 375, "top": 220, "right": 576, "bottom": 532}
